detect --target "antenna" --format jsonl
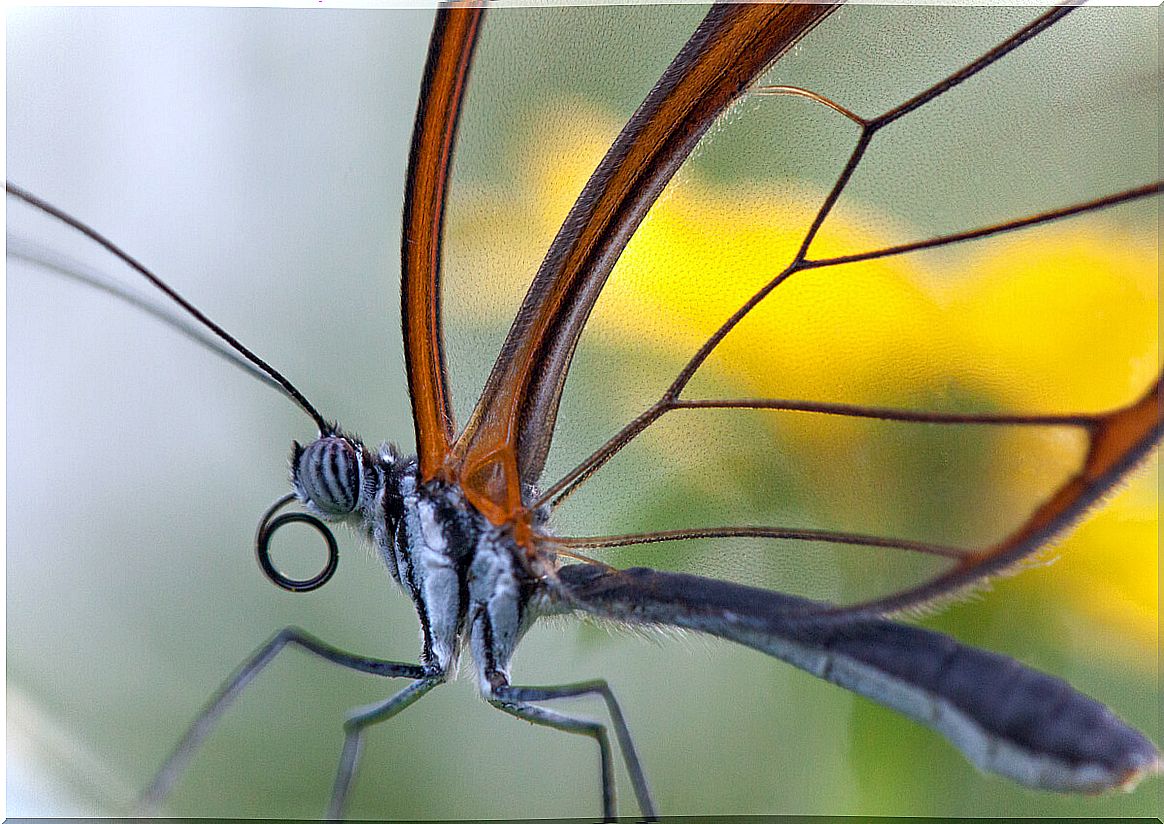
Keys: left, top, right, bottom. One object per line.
{"left": 7, "top": 182, "right": 331, "bottom": 434}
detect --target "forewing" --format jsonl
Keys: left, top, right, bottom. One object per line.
{"left": 445, "top": 4, "right": 1160, "bottom": 610}
{"left": 444, "top": 2, "right": 839, "bottom": 525}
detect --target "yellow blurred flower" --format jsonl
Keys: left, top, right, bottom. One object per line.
{"left": 947, "top": 225, "right": 1158, "bottom": 413}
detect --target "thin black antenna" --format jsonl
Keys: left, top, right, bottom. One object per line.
{"left": 8, "top": 236, "right": 289, "bottom": 396}
{"left": 7, "top": 181, "right": 330, "bottom": 434}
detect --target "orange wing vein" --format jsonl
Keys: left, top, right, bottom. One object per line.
{"left": 402, "top": 5, "right": 485, "bottom": 480}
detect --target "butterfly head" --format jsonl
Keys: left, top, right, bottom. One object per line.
{"left": 291, "top": 431, "right": 377, "bottom": 521}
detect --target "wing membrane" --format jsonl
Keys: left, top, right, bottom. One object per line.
{"left": 512, "top": 5, "right": 1161, "bottom": 608}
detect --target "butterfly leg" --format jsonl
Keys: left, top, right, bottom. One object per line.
{"left": 141, "top": 626, "right": 427, "bottom": 812}
{"left": 488, "top": 680, "right": 658, "bottom": 822}
{"left": 327, "top": 674, "right": 442, "bottom": 819}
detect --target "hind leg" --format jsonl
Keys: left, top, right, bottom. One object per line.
{"left": 487, "top": 679, "right": 656, "bottom": 821}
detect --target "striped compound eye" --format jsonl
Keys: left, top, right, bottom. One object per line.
{"left": 293, "top": 436, "right": 363, "bottom": 517}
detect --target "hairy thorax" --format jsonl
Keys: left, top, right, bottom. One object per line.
{"left": 373, "top": 451, "right": 551, "bottom": 693}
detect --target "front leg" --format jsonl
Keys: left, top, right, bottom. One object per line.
{"left": 141, "top": 627, "right": 427, "bottom": 812}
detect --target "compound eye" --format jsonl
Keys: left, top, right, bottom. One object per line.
{"left": 295, "top": 437, "right": 361, "bottom": 516}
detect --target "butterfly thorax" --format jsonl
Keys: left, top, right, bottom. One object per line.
{"left": 292, "top": 433, "right": 547, "bottom": 692}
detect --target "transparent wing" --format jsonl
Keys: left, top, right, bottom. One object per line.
{"left": 442, "top": 3, "right": 710, "bottom": 434}
{"left": 443, "top": 4, "right": 1159, "bottom": 612}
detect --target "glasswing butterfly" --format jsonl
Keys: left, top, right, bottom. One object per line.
{"left": 7, "top": 1, "right": 1160, "bottom": 818}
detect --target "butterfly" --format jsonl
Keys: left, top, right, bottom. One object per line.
{"left": 6, "top": 3, "right": 1154, "bottom": 819}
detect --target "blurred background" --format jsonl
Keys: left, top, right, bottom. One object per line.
{"left": 7, "top": 3, "right": 1159, "bottom": 819}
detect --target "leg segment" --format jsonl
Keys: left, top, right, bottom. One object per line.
{"left": 490, "top": 694, "right": 615, "bottom": 820}
{"left": 490, "top": 680, "right": 657, "bottom": 821}
{"left": 141, "top": 626, "right": 427, "bottom": 810}
{"left": 327, "top": 676, "right": 441, "bottom": 820}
